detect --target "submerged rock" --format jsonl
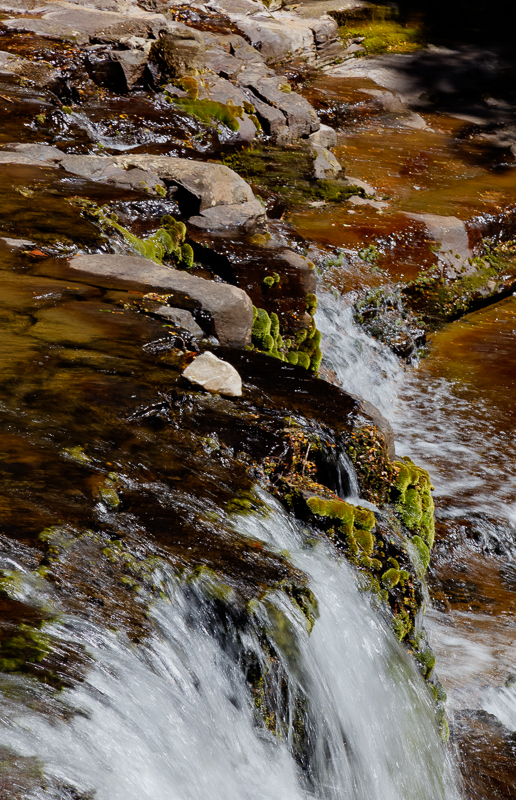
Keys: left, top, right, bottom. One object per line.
{"left": 153, "top": 306, "right": 205, "bottom": 338}
{"left": 183, "top": 351, "right": 242, "bottom": 396}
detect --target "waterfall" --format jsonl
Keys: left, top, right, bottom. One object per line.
{"left": 315, "top": 290, "right": 403, "bottom": 420}
{"left": 316, "top": 287, "right": 516, "bottom": 525}
{"left": 0, "top": 498, "right": 458, "bottom": 800}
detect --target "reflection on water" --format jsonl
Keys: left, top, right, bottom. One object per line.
{"left": 292, "top": 77, "right": 516, "bottom": 286}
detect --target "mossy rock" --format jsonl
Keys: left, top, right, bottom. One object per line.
{"left": 168, "top": 96, "right": 244, "bottom": 132}
{"left": 77, "top": 202, "right": 192, "bottom": 268}
{"left": 393, "top": 456, "right": 435, "bottom": 548}
{"left": 252, "top": 306, "right": 322, "bottom": 373}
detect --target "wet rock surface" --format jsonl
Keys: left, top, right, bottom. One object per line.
{"left": 0, "top": 0, "right": 515, "bottom": 795}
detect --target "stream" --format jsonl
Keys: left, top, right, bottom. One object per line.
{"left": 1, "top": 6, "right": 516, "bottom": 799}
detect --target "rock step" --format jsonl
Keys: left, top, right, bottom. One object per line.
{"left": 69, "top": 253, "right": 254, "bottom": 346}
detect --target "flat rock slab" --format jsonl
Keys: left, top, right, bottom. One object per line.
{"left": 183, "top": 351, "right": 242, "bottom": 396}
{"left": 69, "top": 254, "right": 253, "bottom": 347}
{"left": 114, "top": 154, "right": 256, "bottom": 211}
{"left": 188, "top": 200, "right": 266, "bottom": 231}
{"left": 2, "top": 5, "right": 165, "bottom": 44}
{"left": 2, "top": 146, "right": 264, "bottom": 229}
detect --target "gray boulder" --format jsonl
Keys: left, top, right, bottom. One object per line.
{"left": 111, "top": 49, "right": 149, "bottom": 90}
{"left": 202, "top": 74, "right": 259, "bottom": 143}
{"left": 69, "top": 254, "right": 253, "bottom": 346}
{"left": 239, "top": 74, "right": 319, "bottom": 140}
{"left": 205, "top": 49, "right": 243, "bottom": 80}
{"left": 308, "top": 123, "right": 337, "bottom": 149}
{"left": 243, "top": 92, "right": 286, "bottom": 137}
{"left": 113, "top": 154, "right": 258, "bottom": 212}
{"left": 311, "top": 144, "right": 343, "bottom": 180}
{"left": 183, "top": 351, "right": 242, "bottom": 396}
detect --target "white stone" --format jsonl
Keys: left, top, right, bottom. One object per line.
{"left": 183, "top": 352, "right": 242, "bottom": 397}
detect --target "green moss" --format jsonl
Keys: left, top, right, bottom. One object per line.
{"left": 77, "top": 203, "right": 192, "bottom": 268}
{"left": 95, "top": 478, "right": 120, "bottom": 511}
{"left": 181, "top": 243, "right": 194, "bottom": 269}
{"left": 415, "top": 647, "right": 436, "bottom": 679}
{"left": 391, "top": 608, "right": 413, "bottom": 641}
{"left": 179, "top": 76, "right": 199, "bottom": 99}
{"left": 353, "top": 506, "right": 375, "bottom": 531}
{"left": 252, "top": 306, "right": 322, "bottom": 373}
{"left": 0, "top": 624, "right": 51, "bottom": 675}
{"left": 221, "top": 146, "right": 364, "bottom": 209}
{"left": 307, "top": 496, "right": 355, "bottom": 522}
{"left": 306, "top": 293, "right": 318, "bottom": 316}
{"left": 297, "top": 352, "right": 311, "bottom": 370}
{"left": 62, "top": 445, "right": 92, "bottom": 466}
{"left": 282, "top": 582, "right": 319, "bottom": 634}
{"left": 169, "top": 96, "right": 244, "bottom": 132}
{"left": 393, "top": 457, "right": 435, "bottom": 547}
{"left": 310, "top": 347, "right": 322, "bottom": 373}
{"left": 338, "top": 8, "right": 423, "bottom": 56}
{"left": 411, "top": 535, "right": 430, "bottom": 571}
{"left": 270, "top": 312, "right": 280, "bottom": 338}
{"left": 263, "top": 273, "right": 280, "bottom": 291}
{"left": 402, "top": 246, "right": 516, "bottom": 329}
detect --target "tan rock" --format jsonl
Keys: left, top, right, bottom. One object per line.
{"left": 183, "top": 352, "right": 242, "bottom": 396}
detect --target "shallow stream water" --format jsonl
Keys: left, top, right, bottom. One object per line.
{"left": 0, "top": 49, "right": 515, "bottom": 800}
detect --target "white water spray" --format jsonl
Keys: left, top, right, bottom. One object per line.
{"left": 0, "top": 498, "right": 458, "bottom": 800}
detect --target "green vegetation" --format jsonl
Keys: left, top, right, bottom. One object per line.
{"left": 166, "top": 91, "right": 245, "bottom": 132}
{"left": 222, "top": 146, "right": 364, "bottom": 209}
{"left": 251, "top": 301, "right": 322, "bottom": 373}
{"left": 403, "top": 245, "right": 516, "bottom": 328}
{"left": 338, "top": 6, "right": 423, "bottom": 55}
{"left": 75, "top": 201, "right": 194, "bottom": 268}
{"left": 392, "top": 456, "right": 435, "bottom": 548}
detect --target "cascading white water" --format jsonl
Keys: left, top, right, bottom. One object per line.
{"left": 315, "top": 288, "right": 516, "bottom": 524}
{"left": 0, "top": 496, "right": 459, "bottom": 800}
{"left": 315, "top": 290, "right": 403, "bottom": 420}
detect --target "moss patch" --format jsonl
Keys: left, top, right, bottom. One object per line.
{"left": 221, "top": 146, "right": 364, "bottom": 209}
{"left": 402, "top": 244, "right": 516, "bottom": 330}
{"left": 336, "top": 6, "right": 423, "bottom": 55}
{"left": 250, "top": 304, "right": 322, "bottom": 373}
{"left": 167, "top": 94, "right": 244, "bottom": 132}
{"left": 76, "top": 201, "right": 193, "bottom": 268}
{"left": 392, "top": 456, "right": 435, "bottom": 548}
